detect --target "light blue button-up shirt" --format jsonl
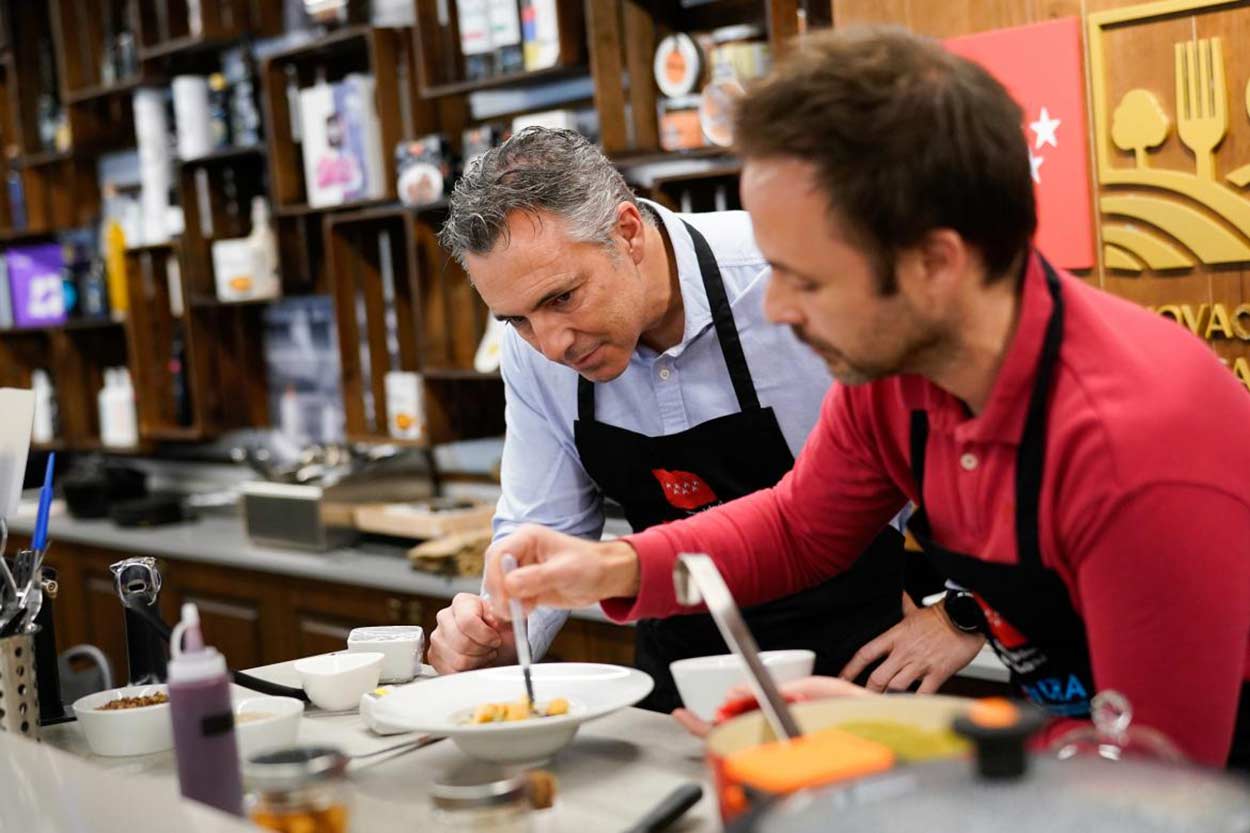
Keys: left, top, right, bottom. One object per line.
{"left": 491, "top": 200, "right": 835, "bottom": 658}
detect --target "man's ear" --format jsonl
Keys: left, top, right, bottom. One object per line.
{"left": 616, "top": 201, "right": 647, "bottom": 264}
{"left": 897, "top": 229, "right": 970, "bottom": 304}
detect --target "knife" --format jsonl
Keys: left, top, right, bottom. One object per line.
{"left": 500, "top": 553, "right": 535, "bottom": 707}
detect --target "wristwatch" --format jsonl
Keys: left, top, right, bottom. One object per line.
{"left": 942, "top": 589, "right": 987, "bottom": 634}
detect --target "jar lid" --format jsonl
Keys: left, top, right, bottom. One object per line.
{"left": 245, "top": 745, "right": 349, "bottom": 792}
{"left": 431, "top": 762, "right": 528, "bottom": 812}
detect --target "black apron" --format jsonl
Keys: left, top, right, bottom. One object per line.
{"left": 574, "top": 219, "right": 905, "bottom": 713}
{"left": 906, "top": 255, "right": 1250, "bottom": 769}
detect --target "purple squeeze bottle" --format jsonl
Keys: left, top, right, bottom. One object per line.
{"left": 168, "top": 602, "right": 244, "bottom": 816}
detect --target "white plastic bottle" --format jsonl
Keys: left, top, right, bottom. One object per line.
{"left": 248, "top": 197, "right": 280, "bottom": 300}
{"left": 98, "top": 368, "right": 117, "bottom": 447}
{"left": 30, "top": 369, "right": 55, "bottom": 443}
{"left": 112, "top": 367, "right": 139, "bottom": 448}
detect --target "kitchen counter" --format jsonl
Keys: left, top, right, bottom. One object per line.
{"left": 34, "top": 659, "right": 717, "bottom": 833}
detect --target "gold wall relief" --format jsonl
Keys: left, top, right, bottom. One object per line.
{"left": 1090, "top": 0, "right": 1250, "bottom": 272}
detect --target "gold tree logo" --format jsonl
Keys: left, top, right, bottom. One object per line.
{"left": 1090, "top": 0, "right": 1250, "bottom": 271}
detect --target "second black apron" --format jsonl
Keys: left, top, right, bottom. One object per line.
{"left": 906, "top": 255, "right": 1250, "bottom": 769}
{"left": 574, "top": 219, "right": 905, "bottom": 713}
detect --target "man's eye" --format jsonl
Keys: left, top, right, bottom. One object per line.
{"left": 549, "top": 291, "right": 573, "bottom": 308}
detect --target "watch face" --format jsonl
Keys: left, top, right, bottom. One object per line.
{"left": 946, "top": 592, "right": 985, "bottom": 632}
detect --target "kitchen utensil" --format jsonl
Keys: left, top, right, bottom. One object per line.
{"left": 499, "top": 554, "right": 535, "bottom": 706}
{"left": 673, "top": 553, "right": 801, "bottom": 741}
{"left": 72, "top": 684, "right": 174, "bottom": 756}
{"left": 293, "top": 652, "right": 383, "bottom": 711}
{"left": 110, "top": 557, "right": 168, "bottom": 683}
{"left": 671, "top": 649, "right": 815, "bottom": 722}
{"left": 370, "top": 662, "right": 654, "bottom": 763}
{"left": 622, "top": 783, "right": 704, "bottom": 833}
{"left": 31, "top": 452, "right": 54, "bottom": 553}
{"left": 0, "top": 630, "right": 40, "bottom": 740}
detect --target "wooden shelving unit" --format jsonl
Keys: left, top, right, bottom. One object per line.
{"left": 0, "top": 0, "right": 808, "bottom": 459}
{"left": 325, "top": 205, "right": 503, "bottom": 446}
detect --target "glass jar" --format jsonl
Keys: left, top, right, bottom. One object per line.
{"left": 246, "top": 745, "right": 352, "bottom": 833}
{"left": 431, "top": 763, "right": 532, "bottom": 833}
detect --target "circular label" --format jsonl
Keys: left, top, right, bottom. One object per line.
{"left": 654, "top": 33, "right": 702, "bottom": 99}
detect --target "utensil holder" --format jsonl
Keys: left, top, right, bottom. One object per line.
{"left": 0, "top": 630, "right": 39, "bottom": 741}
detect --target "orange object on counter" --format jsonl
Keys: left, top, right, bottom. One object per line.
{"left": 723, "top": 726, "right": 896, "bottom": 795}
{"left": 968, "top": 697, "right": 1020, "bottom": 729}
{"left": 251, "top": 804, "right": 348, "bottom": 833}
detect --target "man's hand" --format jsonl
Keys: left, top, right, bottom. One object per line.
{"left": 426, "top": 593, "right": 517, "bottom": 674}
{"left": 839, "top": 598, "right": 986, "bottom": 693}
{"left": 483, "top": 524, "right": 640, "bottom": 620}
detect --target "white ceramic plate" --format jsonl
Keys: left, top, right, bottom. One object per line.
{"left": 371, "top": 663, "right": 653, "bottom": 763}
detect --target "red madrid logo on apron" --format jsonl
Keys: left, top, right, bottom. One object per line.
{"left": 651, "top": 468, "right": 720, "bottom": 511}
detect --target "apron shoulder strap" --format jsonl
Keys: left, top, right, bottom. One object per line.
{"left": 577, "top": 374, "right": 595, "bottom": 422}
{"left": 1014, "top": 257, "right": 1065, "bottom": 570}
{"left": 680, "top": 219, "right": 761, "bottom": 412}
{"left": 909, "top": 409, "right": 929, "bottom": 505}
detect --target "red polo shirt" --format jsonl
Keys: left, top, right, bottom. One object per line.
{"left": 608, "top": 252, "right": 1250, "bottom": 766}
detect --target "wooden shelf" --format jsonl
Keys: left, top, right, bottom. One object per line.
{"left": 178, "top": 144, "right": 266, "bottom": 167}
{"left": 14, "top": 149, "right": 78, "bottom": 168}
{"left": 266, "top": 24, "right": 376, "bottom": 63}
{"left": 65, "top": 76, "right": 145, "bottom": 105}
{"left": 139, "top": 34, "right": 238, "bottom": 62}
{"left": 0, "top": 226, "right": 59, "bottom": 244}
{"left": 186, "top": 295, "right": 275, "bottom": 309}
{"left": 1, "top": 318, "right": 124, "bottom": 336}
{"left": 142, "top": 425, "right": 205, "bottom": 441}
{"left": 613, "top": 147, "right": 738, "bottom": 167}
{"left": 420, "top": 64, "right": 588, "bottom": 98}
{"left": 276, "top": 197, "right": 394, "bottom": 219}
{"left": 126, "top": 242, "right": 175, "bottom": 254}
{"left": 30, "top": 440, "right": 65, "bottom": 453}
{"left": 346, "top": 432, "right": 430, "bottom": 449}
{"left": 422, "top": 368, "right": 501, "bottom": 381}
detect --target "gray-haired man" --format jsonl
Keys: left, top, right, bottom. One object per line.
{"left": 426, "top": 128, "right": 983, "bottom": 714}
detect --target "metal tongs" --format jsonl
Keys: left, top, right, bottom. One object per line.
{"left": 673, "top": 553, "right": 802, "bottom": 741}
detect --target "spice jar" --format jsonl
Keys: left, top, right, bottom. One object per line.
{"left": 246, "top": 745, "right": 351, "bottom": 833}
{"left": 431, "top": 762, "right": 532, "bottom": 833}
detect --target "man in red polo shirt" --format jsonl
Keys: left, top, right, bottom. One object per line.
{"left": 482, "top": 26, "right": 1250, "bottom": 768}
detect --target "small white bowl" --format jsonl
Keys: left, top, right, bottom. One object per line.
{"left": 670, "top": 649, "right": 816, "bottom": 722}
{"left": 347, "top": 626, "right": 425, "bottom": 683}
{"left": 234, "top": 695, "right": 304, "bottom": 761}
{"left": 72, "top": 684, "right": 173, "bottom": 757}
{"left": 293, "top": 652, "right": 384, "bottom": 712}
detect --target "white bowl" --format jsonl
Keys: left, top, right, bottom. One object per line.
{"left": 670, "top": 649, "right": 816, "bottom": 721}
{"left": 293, "top": 652, "right": 384, "bottom": 712}
{"left": 72, "top": 684, "right": 173, "bottom": 757}
{"left": 233, "top": 696, "right": 304, "bottom": 761}
{"left": 371, "top": 662, "right": 653, "bottom": 763}
{"left": 347, "top": 626, "right": 425, "bottom": 683}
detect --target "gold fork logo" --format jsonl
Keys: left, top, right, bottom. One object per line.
{"left": 1175, "top": 38, "right": 1227, "bottom": 182}
{"left": 1089, "top": 1, "right": 1250, "bottom": 271}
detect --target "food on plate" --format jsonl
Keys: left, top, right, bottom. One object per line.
{"left": 97, "top": 692, "right": 169, "bottom": 711}
{"left": 525, "top": 770, "right": 558, "bottom": 809}
{"left": 835, "top": 720, "right": 969, "bottom": 762}
{"left": 465, "top": 697, "right": 570, "bottom": 724}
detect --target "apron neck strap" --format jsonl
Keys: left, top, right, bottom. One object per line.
{"left": 578, "top": 218, "right": 763, "bottom": 421}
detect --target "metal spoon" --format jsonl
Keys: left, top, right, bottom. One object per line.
{"left": 500, "top": 554, "right": 535, "bottom": 707}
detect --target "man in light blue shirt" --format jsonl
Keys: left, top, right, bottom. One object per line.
{"left": 426, "top": 128, "right": 983, "bottom": 712}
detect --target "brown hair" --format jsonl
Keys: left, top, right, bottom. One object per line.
{"left": 734, "top": 25, "right": 1036, "bottom": 293}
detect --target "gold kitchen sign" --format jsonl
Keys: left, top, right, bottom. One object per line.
{"left": 1145, "top": 302, "right": 1250, "bottom": 388}
{"left": 1089, "top": 0, "right": 1250, "bottom": 270}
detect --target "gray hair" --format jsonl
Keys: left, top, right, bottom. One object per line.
{"left": 438, "top": 127, "right": 654, "bottom": 267}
